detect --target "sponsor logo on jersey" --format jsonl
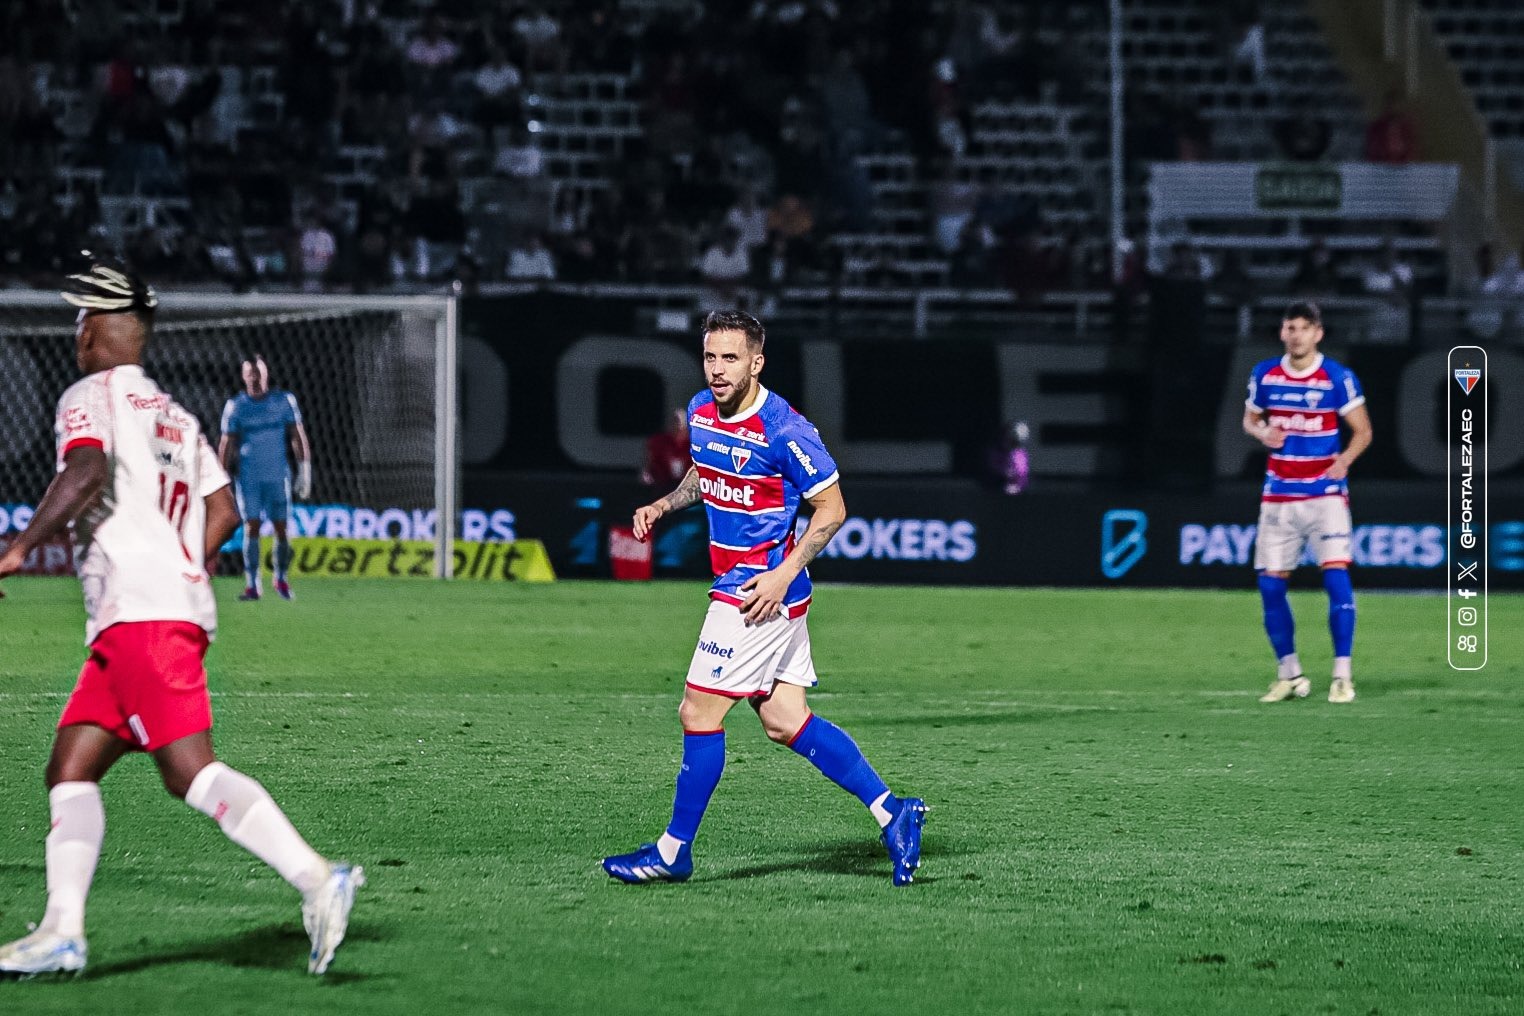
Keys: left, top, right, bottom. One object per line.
{"left": 63, "top": 407, "right": 91, "bottom": 434}
{"left": 126, "top": 393, "right": 169, "bottom": 412}
{"left": 1454, "top": 368, "right": 1480, "bottom": 395}
{"left": 1271, "top": 412, "right": 1333, "bottom": 433}
{"left": 154, "top": 421, "right": 184, "bottom": 444}
{"left": 730, "top": 447, "right": 753, "bottom": 472}
{"left": 735, "top": 425, "right": 767, "bottom": 444}
{"left": 1304, "top": 390, "right": 1322, "bottom": 408}
{"left": 711, "top": 665, "right": 724, "bottom": 680}
{"left": 700, "top": 473, "right": 758, "bottom": 507}
{"left": 706, "top": 440, "right": 731, "bottom": 454}
{"left": 786, "top": 440, "right": 817, "bottom": 476}
{"left": 697, "top": 639, "right": 735, "bottom": 659}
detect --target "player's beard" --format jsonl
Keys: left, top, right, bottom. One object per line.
{"left": 712, "top": 374, "right": 755, "bottom": 415}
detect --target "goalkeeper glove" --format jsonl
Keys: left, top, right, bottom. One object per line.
{"left": 296, "top": 461, "right": 313, "bottom": 500}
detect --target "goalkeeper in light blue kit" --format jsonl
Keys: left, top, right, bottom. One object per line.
{"left": 219, "top": 355, "right": 311, "bottom": 601}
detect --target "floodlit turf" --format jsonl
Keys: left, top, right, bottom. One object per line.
{"left": 0, "top": 577, "right": 1520, "bottom": 1015}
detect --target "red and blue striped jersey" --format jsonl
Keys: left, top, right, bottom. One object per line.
{"left": 686, "top": 386, "right": 839, "bottom": 617}
{"left": 1246, "top": 353, "right": 1365, "bottom": 502}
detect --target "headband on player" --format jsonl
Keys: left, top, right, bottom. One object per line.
{"left": 61, "top": 254, "right": 159, "bottom": 314}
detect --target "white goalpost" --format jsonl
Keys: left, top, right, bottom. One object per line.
{"left": 0, "top": 292, "right": 460, "bottom": 577}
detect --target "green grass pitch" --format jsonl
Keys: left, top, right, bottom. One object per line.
{"left": 0, "top": 578, "right": 1520, "bottom": 1015}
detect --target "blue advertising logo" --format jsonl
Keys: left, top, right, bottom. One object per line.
{"left": 1101, "top": 509, "right": 1148, "bottom": 580}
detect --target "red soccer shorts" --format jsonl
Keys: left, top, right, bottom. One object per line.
{"left": 58, "top": 621, "right": 213, "bottom": 752}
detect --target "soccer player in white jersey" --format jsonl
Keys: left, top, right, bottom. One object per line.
{"left": 602, "top": 310, "right": 927, "bottom": 887}
{"left": 1243, "top": 302, "right": 1373, "bottom": 704}
{"left": 0, "top": 260, "right": 362, "bottom": 978}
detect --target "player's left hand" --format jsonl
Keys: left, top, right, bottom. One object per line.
{"left": 738, "top": 569, "right": 790, "bottom": 626}
{"left": 1323, "top": 458, "right": 1349, "bottom": 481}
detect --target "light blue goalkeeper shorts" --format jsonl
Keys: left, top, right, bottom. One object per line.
{"left": 235, "top": 476, "right": 292, "bottom": 523}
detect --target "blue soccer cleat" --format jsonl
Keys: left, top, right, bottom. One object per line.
{"left": 602, "top": 841, "right": 693, "bottom": 884}
{"left": 882, "top": 797, "right": 928, "bottom": 886}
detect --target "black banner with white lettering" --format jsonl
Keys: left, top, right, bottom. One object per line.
{"left": 459, "top": 295, "right": 1524, "bottom": 483}
{"left": 466, "top": 472, "right": 1524, "bottom": 589}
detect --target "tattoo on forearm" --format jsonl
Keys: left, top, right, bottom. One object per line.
{"left": 658, "top": 468, "right": 701, "bottom": 512}
{"left": 793, "top": 519, "right": 843, "bottom": 569}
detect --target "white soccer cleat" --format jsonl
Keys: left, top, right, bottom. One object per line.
{"left": 1259, "top": 676, "right": 1311, "bottom": 703}
{"left": 0, "top": 929, "right": 87, "bottom": 978}
{"left": 1328, "top": 678, "right": 1356, "bottom": 704}
{"left": 303, "top": 862, "right": 364, "bottom": 975}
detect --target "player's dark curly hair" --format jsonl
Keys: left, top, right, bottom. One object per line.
{"left": 702, "top": 309, "right": 765, "bottom": 350}
{"left": 1283, "top": 300, "right": 1322, "bottom": 325}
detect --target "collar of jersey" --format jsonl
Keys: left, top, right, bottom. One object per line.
{"left": 717, "top": 385, "right": 768, "bottom": 424}
{"left": 90, "top": 363, "right": 144, "bottom": 379}
{"left": 1279, "top": 353, "right": 1324, "bottom": 379}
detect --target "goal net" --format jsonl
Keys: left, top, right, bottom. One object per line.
{"left": 0, "top": 292, "right": 459, "bottom": 576}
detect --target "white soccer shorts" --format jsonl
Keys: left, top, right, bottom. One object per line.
{"left": 684, "top": 599, "right": 818, "bottom": 699}
{"left": 1254, "top": 496, "right": 1353, "bottom": 572}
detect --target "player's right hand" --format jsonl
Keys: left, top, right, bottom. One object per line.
{"left": 1259, "top": 427, "right": 1287, "bottom": 450}
{"left": 632, "top": 503, "right": 665, "bottom": 542}
{"left": 0, "top": 544, "right": 27, "bottom": 597}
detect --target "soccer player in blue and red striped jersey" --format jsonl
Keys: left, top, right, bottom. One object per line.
{"left": 1243, "top": 302, "right": 1373, "bottom": 704}
{"left": 602, "top": 310, "right": 927, "bottom": 886}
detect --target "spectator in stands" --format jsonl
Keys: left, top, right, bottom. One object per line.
{"left": 1275, "top": 99, "right": 1333, "bottom": 162}
{"left": 494, "top": 125, "right": 544, "bottom": 178}
{"left": 1163, "top": 240, "right": 1213, "bottom": 282}
{"left": 1291, "top": 237, "right": 1339, "bottom": 296}
{"left": 471, "top": 44, "right": 523, "bottom": 132}
{"left": 699, "top": 225, "right": 752, "bottom": 309}
{"left": 406, "top": 14, "right": 461, "bottom": 73}
{"left": 1361, "top": 236, "right": 1413, "bottom": 299}
{"left": 724, "top": 187, "right": 769, "bottom": 251}
{"left": 641, "top": 408, "right": 691, "bottom": 491}
{"left": 930, "top": 157, "right": 980, "bottom": 255}
{"left": 511, "top": 5, "right": 564, "bottom": 73}
{"left": 1362, "top": 235, "right": 1414, "bottom": 342}
{"left": 1465, "top": 243, "right": 1520, "bottom": 338}
{"left": 988, "top": 420, "right": 1031, "bottom": 495}
{"left": 1366, "top": 89, "right": 1419, "bottom": 164}
{"left": 295, "top": 215, "right": 337, "bottom": 292}
{"left": 766, "top": 193, "right": 818, "bottom": 272}
{"left": 508, "top": 232, "right": 557, "bottom": 280}
{"left": 949, "top": 217, "right": 994, "bottom": 288}
{"left": 817, "top": 47, "right": 879, "bottom": 156}
{"left": 929, "top": 58, "right": 970, "bottom": 159}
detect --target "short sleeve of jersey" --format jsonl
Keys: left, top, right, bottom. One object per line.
{"left": 220, "top": 397, "right": 240, "bottom": 436}
{"left": 1331, "top": 364, "right": 1366, "bottom": 415}
{"left": 777, "top": 413, "right": 839, "bottom": 499}
{"left": 1245, "top": 361, "right": 1271, "bottom": 410}
{"left": 55, "top": 378, "right": 112, "bottom": 466}
{"left": 197, "top": 434, "right": 231, "bottom": 498}
{"left": 283, "top": 391, "right": 303, "bottom": 426}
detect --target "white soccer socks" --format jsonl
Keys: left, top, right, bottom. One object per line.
{"left": 185, "top": 762, "right": 328, "bottom": 895}
{"left": 40, "top": 782, "right": 105, "bottom": 938}
{"left": 1276, "top": 653, "right": 1303, "bottom": 680}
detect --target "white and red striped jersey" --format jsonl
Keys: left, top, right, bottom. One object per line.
{"left": 686, "top": 386, "right": 839, "bottom": 618}
{"left": 1246, "top": 353, "right": 1365, "bottom": 502}
{"left": 54, "top": 365, "right": 230, "bottom": 644}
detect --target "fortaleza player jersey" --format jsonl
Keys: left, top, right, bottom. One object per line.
{"left": 686, "top": 386, "right": 839, "bottom": 617}
{"left": 1246, "top": 353, "right": 1366, "bottom": 503}
{"left": 55, "top": 365, "right": 230, "bottom": 644}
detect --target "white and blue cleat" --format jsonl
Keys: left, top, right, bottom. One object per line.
{"left": 0, "top": 929, "right": 87, "bottom": 978}
{"left": 303, "top": 862, "right": 365, "bottom": 975}
{"left": 602, "top": 841, "right": 693, "bottom": 884}
{"left": 882, "top": 797, "right": 928, "bottom": 886}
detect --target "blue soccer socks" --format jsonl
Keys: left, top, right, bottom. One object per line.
{"left": 664, "top": 729, "right": 725, "bottom": 846}
{"left": 1257, "top": 573, "right": 1296, "bottom": 664}
{"left": 1323, "top": 567, "right": 1356, "bottom": 662}
{"left": 788, "top": 714, "right": 897, "bottom": 826}
{"left": 243, "top": 533, "right": 262, "bottom": 592}
{"left": 274, "top": 538, "right": 294, "bottom": 583}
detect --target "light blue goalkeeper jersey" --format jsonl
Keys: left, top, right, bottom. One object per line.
{"left": 221, "top": 389, "right": 301, "bottom": 483}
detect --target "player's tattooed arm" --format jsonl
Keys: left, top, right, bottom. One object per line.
{"left": 634, "top": 467, "right": 699, "bottom": 542}
{"left": 791, "top": 483, "right": 846, "bottom": 570}
{"left": 657, "top": 467, "right": 701, "bottom": 513}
